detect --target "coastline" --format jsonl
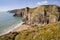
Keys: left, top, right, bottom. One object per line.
{"left": 12, "top": 24, "right": 32, "bottom": 32}
{"left": 0, "top": 22, "right": 24, "bottom": 36}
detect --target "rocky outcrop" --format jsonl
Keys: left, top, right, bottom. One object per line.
{"left": 13, "top": 8, "right": 25, "bottom": 17}
{"left": 23, "top": 5, "right": 60, "bottom": 26}
{"left": 9, "top": 5, "right": 60, "bottom": 26}
{"left": 0, "top": 32, "right": 19, "bottom": 40}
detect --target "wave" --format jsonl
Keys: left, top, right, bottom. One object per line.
{"left": 0, "top": 21, "right": 24, "bottom": 36}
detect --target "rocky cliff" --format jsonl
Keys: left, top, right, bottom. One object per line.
{"left": 0, "top": 5, "right": 60, "bottom": 40}
{"left": 13, "top": 5, "right": 60, "bottom": 26}
{"left": 9, "top": 5, "right": 60, "bottom": 26}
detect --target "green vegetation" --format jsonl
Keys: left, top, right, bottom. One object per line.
{"left": 0, "top": 32, "right": 19, "bottom": 40}
{"left": 0, "top": 22, "right": 60, "bottom": 40}
{"left": 15, "top": 22, "right": 60, "bottom": 40}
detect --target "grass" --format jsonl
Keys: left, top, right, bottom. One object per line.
{"left": 15, "top": 22, "right": 60, "bottom": 40}
{"left": 0, "top": 22, "right": 60, "bottom": 40}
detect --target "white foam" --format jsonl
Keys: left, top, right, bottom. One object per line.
{"left": 0, "top": 21, "right": 24, "bottom": 36}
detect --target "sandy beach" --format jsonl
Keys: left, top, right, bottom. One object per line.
{"left": 0, "top": 22, "right": 31, "bottom": 36}
{"left": 12, "top": 24, "right": 32, "bottom": 32}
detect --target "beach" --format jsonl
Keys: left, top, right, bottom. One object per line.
{"left": 0, "top": 22, "right": 23, "bottom": 35}
{"left": 0, "top": 22, "right": 32, "bottom": 36}
{"left": 12, "top": 24, "right": 32, "bottom": 32}
{"left": 0, "top": 12, "right": 23, "bottom": 36}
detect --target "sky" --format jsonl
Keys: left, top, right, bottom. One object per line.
{"left": 0, "top": 0, "right": 60, "bottom": 11}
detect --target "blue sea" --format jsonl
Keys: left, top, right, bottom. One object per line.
{"left": 0, "top": 12, "right": 22, "bottom": 35}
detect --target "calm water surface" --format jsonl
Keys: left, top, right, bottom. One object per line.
{"left": 0, "top": 12, "right": 22, "bottom": 34}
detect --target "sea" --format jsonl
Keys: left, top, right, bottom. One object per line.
{"left": 0, "top": 12, "right": 23, "bottom": 35}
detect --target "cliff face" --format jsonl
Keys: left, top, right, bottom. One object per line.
{"left": 23, "top": 5, "right": 60, "bottom": 26}
{"left": 9, "top": 5, "right": 60, "bottom": 26}
{"left": 9, "top": 7, "right": 36, "bottom": 17}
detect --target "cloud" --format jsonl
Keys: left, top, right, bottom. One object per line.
{"left": 36, "top": 0, "right": 48, "bottom": 5}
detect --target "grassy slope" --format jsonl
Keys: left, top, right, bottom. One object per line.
{"left": 15, "top": 22, "right": 60, "bottom": 40}
{"left": 0, "top": 22, "right": 60, "bottom": 40}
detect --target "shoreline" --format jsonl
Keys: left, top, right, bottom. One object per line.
{"left": 0, "top": 22, "right": 24, "bottom": 36}
{"left": 12, "top": 24, "right": 32, "bottom": 32}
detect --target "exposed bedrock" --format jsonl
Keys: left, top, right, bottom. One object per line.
{"left": 10, "top": 5, "right": 60, "bottom": 26}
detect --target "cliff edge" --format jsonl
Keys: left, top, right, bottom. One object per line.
{"left": 9, "top": 5, "right": 60, "bottom": 26}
